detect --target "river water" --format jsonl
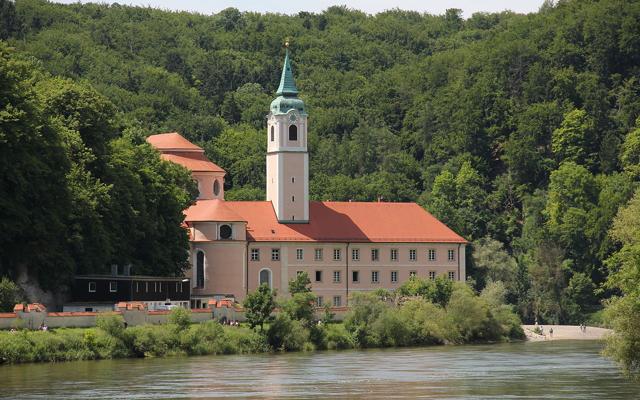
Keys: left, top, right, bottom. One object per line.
{"left": 2, "top": 340, "right": 638, "bottom": 399}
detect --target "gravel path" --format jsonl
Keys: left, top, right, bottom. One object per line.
{"left": 522, "top": 325, "right": 612, "bottom": 341}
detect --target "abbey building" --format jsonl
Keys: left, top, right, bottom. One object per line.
{"left": 147, "top": 49, "right": 467, "bottom": 308}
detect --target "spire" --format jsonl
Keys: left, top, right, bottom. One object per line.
{"left": 276, "top": 45, "right": 299, "bottom": 97}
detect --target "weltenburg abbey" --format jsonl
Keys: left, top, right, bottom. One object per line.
{"left": 147, "top": 49, "right": 467, "bottom": 309}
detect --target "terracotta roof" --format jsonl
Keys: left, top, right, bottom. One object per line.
{"left": 146, "top": 133, "right": 226, "bottom": 173}
{"left": 146, "top": 132, "right": 202, "bottom": 151}
{"left": 187, "top": 200, "right": 466, "bottom": 243}
{"left": 185, "top": 199, "right": 247, "bottom": 222}
{"left": 160, "top": 153, "right": 225, "bottom": 173}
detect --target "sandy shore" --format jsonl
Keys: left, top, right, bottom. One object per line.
{"left": 522, "top": 325, "right": 612, "bottom": 341}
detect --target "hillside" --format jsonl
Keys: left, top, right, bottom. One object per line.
{"left": 1, "top": 0, "right": 639, "bottom": 332}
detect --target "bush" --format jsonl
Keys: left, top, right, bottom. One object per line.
{"left": 325, "top": 323, "right": 355, "bottom": 350}
{"left": 96, "top": 313, "right": 125, "bottom": 339}
{"left": 0, "top": 277, "right": 24, "bottom": 312}
{"left": 168, "top": 307, "right": 192, "bottom": 332}
{"left": 267, "top": 313, "right": 310, "bottom": 351}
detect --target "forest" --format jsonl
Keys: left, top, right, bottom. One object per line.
{"left": 0, "top": 0, "right": 639, "bottom": 375}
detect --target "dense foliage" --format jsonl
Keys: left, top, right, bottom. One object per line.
{"left": 0, "top": 38, "right": 196, "bottom": 289}
{"left": 1, "top": 0, "right": 640, "bottom": 373}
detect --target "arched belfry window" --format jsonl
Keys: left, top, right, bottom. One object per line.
{"left": 196, "top": 250, "right": 205, "bottom": 288}
{"left": 270, "top": 126, "right": 275, "bottom": 142}
{"left": 213, "top": 179, "right": 220, "bottom": 196}
{"left": 289, "top": 125, "right": 298, "bottom": 141}
{"left": 259, "top": 268, "right": 272, "bottom": 288}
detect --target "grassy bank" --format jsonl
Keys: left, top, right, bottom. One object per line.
{"left": 0, "top": 280, "right": 525, "bottom": 365}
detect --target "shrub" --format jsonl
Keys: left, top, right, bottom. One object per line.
{"left": 0, "top": 277, "right": 24, "bottom": 312}
{"left": 96, "top": 313, "right": 125, "bottom": 339}
{"left": 169, "top": 307, "right": 192, "bottom": 332}
{"left": 267, "top": 313, "right": 310, "bottom": 351}
{"left": 325, "top": 323, "right": 355, "bottom": 350}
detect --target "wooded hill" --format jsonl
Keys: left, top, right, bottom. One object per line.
{"left": 1, "top": 0, "right": 639, "bottom": 332}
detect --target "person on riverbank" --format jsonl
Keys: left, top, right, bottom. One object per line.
{"left": 549, "top": 327, "right": 553, "bottom": 338}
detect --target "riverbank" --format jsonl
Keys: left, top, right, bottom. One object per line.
{"left": 522, "top": 325, "right": 612, "bottom": 341}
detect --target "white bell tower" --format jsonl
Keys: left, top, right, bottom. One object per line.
{"left": 266, "top": 45, "right": 309, "bottom": 223}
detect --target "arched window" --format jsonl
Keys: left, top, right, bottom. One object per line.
{"left": 213, "top": 179, "right": 220, "bottom": 196}
{"left": 270, "top": 126, "right": 275, "bottom": 142}
{"left": 259, "top": 268, "right": 272, "bottom": 288}
{"left": 288, "top": 124, "right": 297, "bottom": 141}
{"left": 196, "top": 250, "right": 205, "bottom": 288}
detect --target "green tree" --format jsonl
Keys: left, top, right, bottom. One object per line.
{"left": 604, "top": 189, "right": 640, "bottom": 378}
{"left": 288, "top": 271, "right": 312, "bottom": 295}
{"left": 243, "top": 284, "right": 276, "bottom": 331}
{"left": 0, "top": 277, "right": 24, "bottom": 312}
{"left": 552, "top": 109, "right": 596, "bottom": 167}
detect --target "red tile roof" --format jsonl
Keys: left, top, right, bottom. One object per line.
{"left": 147, "top": 133, "right": 226, "bottom": 173}
{"left": 187, "top": 200, "right": 466, "bottom": 243}
{"left": 146, "top": 132, "right": 202, "bottom": 151}
{"left": 185, "top": 199, "right": 246, "bottom": 222}
{"left": 160, "top": 153, "right": 225, "bottom": 173}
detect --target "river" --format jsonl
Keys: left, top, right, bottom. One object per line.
{"left": 2, "top": 340, "right": 638, "bottom": 399}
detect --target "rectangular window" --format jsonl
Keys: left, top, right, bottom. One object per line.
{"left": 391, "top": 248, "right": 398, "bottom": 261}
{"left": 136, "top": 282, "right": 139, "bottom": 292}
{"left": 315, "top": 270, "right": 322, "bottom": 282}
{"left": 352, "top": 248, "right": 360, "bottom": 261}
{"left": 145, "top": 282, "right": 149, "bottom": 292}
{"left": 352, "top": 270, "right": 359, "bottom": 283}
{"left": 409, "top": 249, "right": 417, "bottom": 261}
{"left": 316, "top": 296, "right": 323, "bottom": 307}
{"left": 333, "top": 270, "right": 341, "bottom": 283}
{"left": 175, "top": 282, "right": 178, "bottom": 292}
{"left": 448, "top": 249, "right": 455, "bottom": 261}
{"left": 333, "top": 248, "right": 341, "bottom": 261}
{"left": 88, "top": 282, "right": 96, "bottom": 293}
{"left": 429, "top": 271, "right": 436, "bottom": 280}
{"left": 428, "top": 249, "right": 436, "bottom": 261}
{"left": 296, "top": 248, "right": 304, "bottom": 260}
{"left": 271, "top": 248, "right": 280, "bottom": 261}
{"left": 410, "top": 271, "right": 417, "bottom": 278}
{"left": 371, "top": 271, "right": 379, "bottom": 283}
{"left": 391, "top": 271, "right": 398, "bottom": 283}
{"left": 251, "top": 248, "right": 260, "bottom": 261}
{"left": 314, "top": 248, "right": 323, "bottom": 261}
{"left": 371, "top": 248, "right": 379, "bottom": 261}
{"left": 333, "top": 296, "right": 342, "bottom": 307}
{"left": 109, "top": 281, "right": 117, "bottom": 293}
{"left": 448, "top": 271, "right": 456, "bottom": 281}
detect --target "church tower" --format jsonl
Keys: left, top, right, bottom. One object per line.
{"left": 266, "top": 46, "right": 309, "bottom": 223}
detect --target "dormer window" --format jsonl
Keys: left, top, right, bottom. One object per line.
{"left": 289, "top": 125, "right": 297, "bottom": 141}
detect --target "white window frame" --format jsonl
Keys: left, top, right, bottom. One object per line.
{"left": 88, "top": 282, "right": 96, "bottom": 293}
{"left": 391, "top": 271, "right": 398, "bottom": 283}
{"left": 296, "top": 248, "right": 304, "bottom": 261}
{"left": 333, "top": 296, "right": 342, "bottom": 307}
{"left": 409, "top": 249, "right": 417, "bottom": 261}
{"left": 251, "top": 248, "right": 260, "bottom": 261}
{"left": 271, "top": 248, "right": 280, "bottom": 261}
{"left": 371, "top": 248, "right": 379, "bottom": 261}
{"left": 333, "top": 270, "right": 341, "bottom": 283}
{"left": 429, "top": 271, "right": 436, "bottom": 280}
{"left": 448, "top": 249, "right": 455, "bottom": 261}
{"left": 316, "top": 296, "right": 324, "bottom": 307}
{"left": 352, "top": 248, "right": 360, "bottom": 261}
{"left": 391, "top": 248, "right": 398, "bottom": 261}
{"left": 448, "top": 271, "right": 456, "bottom": 281}
{"left": 333, "top": 248, "right": 341, "bottom": 261}
{"left": 371, "top": 271, "right": 379, "bottom": 283}
{"left": 314, "top": 248, "right": 323, "bottom": 261}
{"left": 109, "top": 281, "right": 117, "bottom": 293}
{"left": 409, "top": 271, "right": 417, "bottom": 278}
{"left": 428, "top": 249, "right": 436, "bottom": 261}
